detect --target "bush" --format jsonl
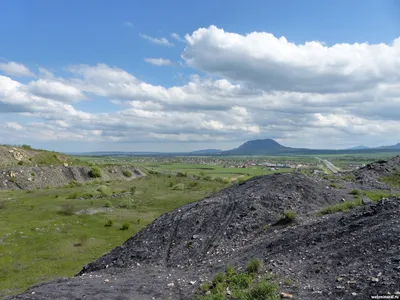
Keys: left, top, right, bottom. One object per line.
{"left": 118, "top": 200, "right": 132, "bottom": 209}
{"left": 58, "top": 203, "right": 75, "bottom": 216}
{"left": 120, "top": 222, "right": 130, "bottom": 230}
{"left": 274, "top": 210, "right": 296, "bottom": 226}
{"left": 104, "top": 220, "right": 113, "bottom": 227}
{"left": 130, "top": 186, "right": 137, "bottom": 195}
{"left": 172, "top": 183, "right": 185, "bottom": 190}
{"left": 196, "top": 260, "right": 280, "bottom": 300}
{"left": 349, "top": 189, "right": 361, "bottom": 195}
{"left": 122, "top": 170, "right": 132, "bottom": 177}
{"left": 104, "top": 201, "right": 112, "bottom": 208}
{"left": 10, "top": 176, "right": 16, "bottom": 183}
{"left": 88, "top": 166, "right": 102, "bottom": 178}
{"left": 21, "top": 144, "right": 32, "bottom": 150}
{"left": 81, "top": 193, "right": 94, "bottom": 199}
{"left": 97, "top": 185, "right": 110, "bottom": 196}
{"left": 329, "top": 183, "right": 337, "bottom": 188}
{"left": 245, "top": 258, "right": 263, "bottom": 274}
{"left": 67, "top": 191, "right": 81, "bottom": 199}
{"left": 176, "top": 172, "right": 188, "bottom": 177}
{"left": 283, "top": 210, "right": 296, "bottom": 221}
{"left": 18, "top": 161, "right": 23, "bottom": 166}
{"left": 189, "top": 181, "right": 198, "bottom": 188}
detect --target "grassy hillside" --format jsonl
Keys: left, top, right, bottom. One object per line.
{"left": 0, "top": 145, "right": 83, "bottom": 169}
{"left": 0, "top": 172, "right": 228, "bottom": 297}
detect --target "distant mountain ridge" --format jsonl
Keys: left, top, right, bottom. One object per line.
{"left": 70, "top": 139, "right": 400, "bottom": 157}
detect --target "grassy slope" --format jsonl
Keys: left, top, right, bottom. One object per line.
{"left": 0, "top": 174, "right": 227, "bottom": 297}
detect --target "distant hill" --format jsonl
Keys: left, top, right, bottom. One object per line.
{"left": 346, "top": 145, "right": 370, "bottom": 150}
{"left": 222, "top": 139, "right": 293, "bottom": 155}
{"left": 376, "top": 143, "right": 400, "bottom": 150}
{"left": 70, "top": 139, "right": 400, "bottom": 157}
{"left": 190, "top": 149, "right": 222, "bottom": 155}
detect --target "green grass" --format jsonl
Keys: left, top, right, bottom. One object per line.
{"left": 380, "top": 170, "right": 400, "bottom": 188}
{"left": 196, "top": 259, "right": 280, "bottom": 300}
{"left": 318, "top": 199, "right": 363, "bottom": 215}
{"left": 0, "top": 173, "right": 228, "bottom": 297}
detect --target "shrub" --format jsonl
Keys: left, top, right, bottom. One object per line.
{"left": 104, "top": 201, "right": 112, "bottom": 208}
{"left": 122, "top": 170, "right": 132, "bottom": 177}
{"left": 97, "top": 185, "right": 110, "bottom": 196}
{"left": 10, "top": 176, "right": 16, "bottom": 183}
{"left": 349, "top": 189, "right": 361, "bottom": 195}
{"left": 67, "top": 191, "right": 81, "bottom": 199}
{"left": 81, "top": 193, "right": 94, "bottom": 199}
{"left": 21, "top": 144, "right": 32, "bottom": 150}
{"left": 172, "top": 183, "right": 185, "bottom": 190}
{"left": 88, "top": 166, "right": 102, "bottom": 178}
{"left": 118, "top": 200, "right": 132, "bottom": 209}
{"left": 189, "top": 181, "right": 198, "bottom": 188}
{"left": 18, "top": 161, "right": 23, "bottom": 166}
{"left": 274, "top": 210, "right": 296, "bottom": 226}
{"left": 104, "top": 220, "right": 113, "bottom": 227}
{"left": 283, "top": 210, "right": 296, "bottom": 220}
{"left": 120, "top": 222, "right": 130, "bottom": 230}
{"left": 130, "top": 186, "right": 137, "bottom": 195}
{"left": 58, "top": 203, "right": 75, "bottom": 216}
{"left": 196, "top": 260, "right": 280, "bottom": 300}
{"left": 176, "top": 172, "right": 187, "bottom": 177}
{"left": 245, "top": 258, "right": 263, "bottom": 274}
{"left": 329, "top": 183, "right": 337, "bottom": 188}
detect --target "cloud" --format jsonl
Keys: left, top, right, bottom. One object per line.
{"left": 140, "top": 34, "right": 174, "bottom": 47}
{"left": 182, "top": 26, "right": 400, "bottom": 94}
{"left": 1, "top": 26, "right": 400, "bottom": 150}
{"left": 26, "top": 79, "right": 86, "bottom": 103}
{"left": 171, "top": 33, "right": 185, "bottom": 43}
{"left": 144, "top": 58, "right": 173, "bottom": 66}
{"left": 123, "top": 21, "right": 133, "bottom": 28}
{"left": 0, "top": 61, "right": 35, "bottom": 77}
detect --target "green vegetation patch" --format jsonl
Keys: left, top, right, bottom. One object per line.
{"left": 0, "top": 173, "right": 227, "bottom": 297}
{"left": 318, "top": 199, "right": 362, "bottom": 215}
{"left": 380, "top": 170, "right": 400, "bottom": 188}
{"left": 88, "top": 166, "right": 102, "bottom": 178}
{"left": 196, "top": 259, "right": 280, "bottom": 300}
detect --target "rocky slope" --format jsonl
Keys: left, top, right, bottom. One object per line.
{"left": 0, "top": 165, "right": 144, "bottom": 190}
{"left": 6, "top": 158, "right": 400, "bottom": 300}
{"left": 0, "top": 145, "right": 145, "bottom": 190}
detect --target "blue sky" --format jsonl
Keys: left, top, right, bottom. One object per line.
{"left": 1, "top": 0, "right": 400, "bottom": 152}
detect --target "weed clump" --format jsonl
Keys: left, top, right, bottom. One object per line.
{"left": 196, "top": 258, "right": 280, "bottom": 300}
{"left": 274, "top": 210, "right": 296, "bottom": 226}
{"left": 318, "top": 198, "right": 362, "bottom": 215}
{"left": 245, "top": 258, "right": 263, "bottom": 274}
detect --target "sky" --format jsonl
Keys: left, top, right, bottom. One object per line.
{"left": 1, "top": 0, "right": 400, "bottom": 152}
